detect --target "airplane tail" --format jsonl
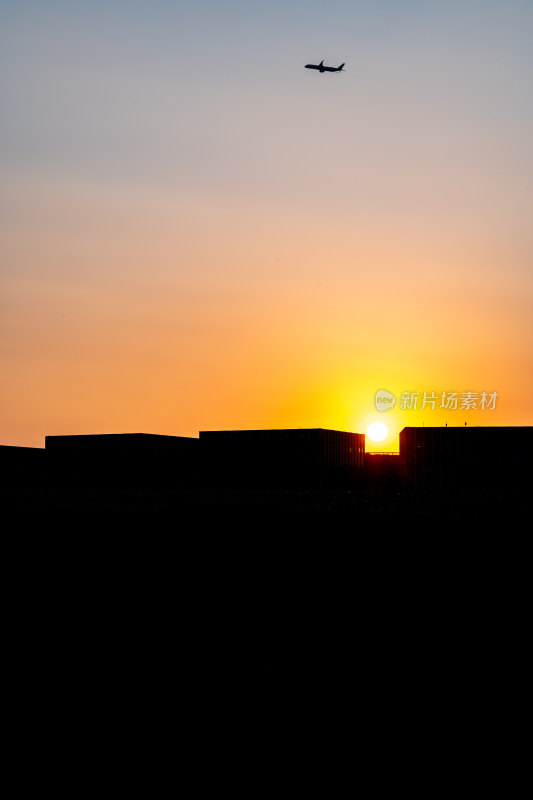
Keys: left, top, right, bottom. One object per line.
{"left": 339, "top": 63, "right": 345, "bottom": 71}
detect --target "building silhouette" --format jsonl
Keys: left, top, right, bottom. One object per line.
{"left": 200, "top": 428, "right": 365, "bottom": 488}
{"left": 365, "top": 452, "right": 400, "bottom": 488}
{"left": 0, "top": 445, "right": 46, "bottom": 488}
{"left": 1, "top": 426, "right": 531, "bottom": 494}
{"left": 45, "top": 433, "right": 199, "bottom": 488}
{"left": 400, "top": 426, "right": 532, "bottom": 491}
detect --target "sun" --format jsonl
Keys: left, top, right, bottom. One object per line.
{"left": 367, "top": 421, "right": 388, "bottom": 442}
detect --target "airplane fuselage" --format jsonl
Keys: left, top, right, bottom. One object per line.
{"left": 305, "top": 61, "right": 345, "bottom": 73}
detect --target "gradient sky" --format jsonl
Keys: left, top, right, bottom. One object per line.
{"left": 2, "top": 0, "right": 532, "bottom": 450}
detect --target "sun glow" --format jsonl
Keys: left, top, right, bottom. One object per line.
{"left": 367, "top": 422, "right": 388, "bottom": 443}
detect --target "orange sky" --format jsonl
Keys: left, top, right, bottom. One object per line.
{"left": 1, "top": 2, "right": 532, "bottom": 451}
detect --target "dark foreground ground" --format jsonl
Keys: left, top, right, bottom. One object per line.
{"left": 1, "top": 483, "right": 525, "bottom": 527}
{"left": 4, "top": 479, "right": 528, "bottom": 778}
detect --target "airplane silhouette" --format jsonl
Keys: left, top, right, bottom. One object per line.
{"left": 305, "top": 60, "right": 345, "bottom": 73}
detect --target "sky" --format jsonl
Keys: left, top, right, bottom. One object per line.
{"left": 1, "top": 0, "right": 532, "bottom": 450}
